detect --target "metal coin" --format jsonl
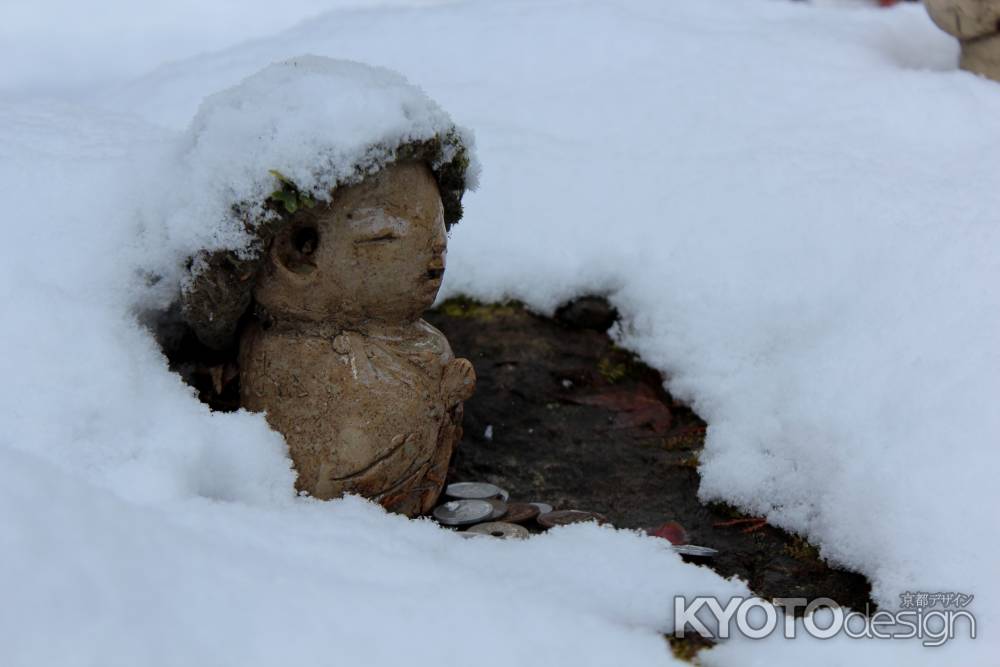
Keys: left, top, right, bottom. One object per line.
{"left": 537, "top": 509, "right": 609, "bottom": 528}
{"left": 530, "top": 502, "right": 554, "bottom": 516}
{"left": 446, "top": 481, "right": 505, "bottom": 500}
{"left": 502, "top": 502, "right": 540, "bottom": 524}
{"left": 466, "top": 521, "right": 530, "bottom": 539}
{"left": 433, "top": 499, "right": 494, "bottom": 526}
{"left": 486, "top": 498, "right": 508, "bottom": 520}
{"left": 458, "top": 530, "right": 493, "bottom": 539}
{"left": 671, "top": 544, "right": 719, "bottom": 558}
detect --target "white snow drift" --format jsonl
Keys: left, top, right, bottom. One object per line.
{"left": 0, "top": 0, "right": 997, "bottom": 665}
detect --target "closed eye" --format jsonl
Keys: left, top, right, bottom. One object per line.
{"left": 354, "top": 232, "right": 399, "bottom": 245}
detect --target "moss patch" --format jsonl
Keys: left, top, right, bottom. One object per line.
{"left": 434, "top": 297, "right": 524, "bottom": 321}
{"left": 667, "top": 634, "right": 715, "bottom": 663}
{"left": 785, "top": 535, "right": 822, "bottom": 562}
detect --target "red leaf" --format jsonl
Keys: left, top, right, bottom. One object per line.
{"left": 567, "top": 384, "right": 673, "bottom": 434}
{"left": 649, "top": 521, "right": 688, "bottom": 545}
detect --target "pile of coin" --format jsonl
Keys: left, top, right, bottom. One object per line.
{"left": 432, "top": 481, "right": 610, "bottom": 540}
{"left": 432, "top": 480, "right": 719, "bottom": 558}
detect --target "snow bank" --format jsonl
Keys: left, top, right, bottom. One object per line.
{"left": 1, "top": 0, "right": 998, "bottom": 664}
{"left": 2, "top": 441, "right": 746, "bottom": 666}
{"left": 0, "top": 100, "right": 294, "bottom": 507}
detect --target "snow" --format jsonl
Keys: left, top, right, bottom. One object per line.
{"left": 0, "top": 0, "right": 448, "bottom": 94}
{"left": 1, "top": 0, "right": 998, "bottom": 665}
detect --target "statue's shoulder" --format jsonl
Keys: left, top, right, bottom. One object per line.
{"left": 335, "top": 322, "right": 454, "bottom": 380}
{"left": 409, "top": 319, "right": 454, "bottom": 361}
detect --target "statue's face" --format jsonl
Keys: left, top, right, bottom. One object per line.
{"left": 255, "top": 161, "right": 447, "bottom": 324}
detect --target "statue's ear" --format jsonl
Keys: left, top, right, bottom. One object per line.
{"left": 271, "top": 222, "right": 319, "bottom": 277}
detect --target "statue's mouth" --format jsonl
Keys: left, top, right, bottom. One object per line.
{"left": 426, "top": 257, "right": 445, "bottom": 281}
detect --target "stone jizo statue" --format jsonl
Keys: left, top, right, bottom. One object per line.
{"left": 239, "top": 161, "right": 475, "bottom": 516}
{"left": 925, "top": 0, "right": 1000, "bottom": 82}
{"left": 180, "top": 136, "right": 475, "bottom": 517}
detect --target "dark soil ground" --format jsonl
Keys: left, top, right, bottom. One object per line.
{"left": 427, "top": 297, "right": 872, "bottom": 616}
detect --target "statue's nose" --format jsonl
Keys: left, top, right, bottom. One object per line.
{"left": 431, "top": 240, "right": 446, "bottom": 255}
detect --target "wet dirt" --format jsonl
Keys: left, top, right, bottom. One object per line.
{"left": 427, "top": 297, "right": 872, "bottom": 612}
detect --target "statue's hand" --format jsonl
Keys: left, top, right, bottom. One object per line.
{"left": 441, "top": 358, "right": 476, "bottom": 406}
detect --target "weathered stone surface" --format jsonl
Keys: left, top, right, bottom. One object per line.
{"left": 959, "top": 32, "right": 1000, "bottom": 80}
{"left": 925, "top": 0, "right": 1000, "bottom": 81}
{"left": 925, "top": 0, "right": 1000, "bottom": 39}
{"left": 237, "top": 162, "right": 475, "bottom": 515}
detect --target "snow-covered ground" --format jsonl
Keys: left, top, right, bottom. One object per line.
{"left": 1, "top": 0, "right": 997, "bottom": 664}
